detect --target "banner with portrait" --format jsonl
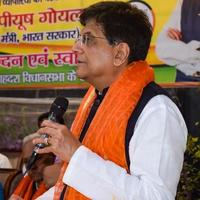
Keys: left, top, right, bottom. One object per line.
{"left": 0, "top": 0, "right": 199, "bottom": 88}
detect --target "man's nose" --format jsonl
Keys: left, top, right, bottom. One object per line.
{"left": 72, "top": 40, "right": 83, "bottom": 53}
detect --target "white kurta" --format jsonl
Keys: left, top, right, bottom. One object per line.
{"left": 37, "top": 95, "right": 187, "bottom": 200}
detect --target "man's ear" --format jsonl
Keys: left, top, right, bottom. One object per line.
{"left": 113, "top": 43, "right": 130, "bottom": 66}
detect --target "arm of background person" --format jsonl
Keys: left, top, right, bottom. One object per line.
{"left": 156, "top": 0, "right": 200, "bottom": 65}
{"left": 62, "top": 95, "right": 187, "bottom": 200}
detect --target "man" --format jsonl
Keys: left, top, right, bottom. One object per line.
{"left": 34, "top": 1, "right": 187, "bottom": 199}
{"left": 42, "top": 162, "right": 62, "bottom": 190}
{"left": 10, "top": 153, "right": 55, "bottom": 200}
{"left": 156, "top": 0, "right": 200, "bottom": 82}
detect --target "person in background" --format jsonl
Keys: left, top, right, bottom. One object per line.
{"left": 34, "top": 1, "right": 187, "bottom": 199}
{"left": 10, "top": 153, "right": 55, "bottom": 200}
{"left": 38, "top": 112, "right": 64, "bottom": 190}
{"left": 42, "top": 162, "right": 62, "bottom": 190}
{"left": 21, "top": 112, "right": 64, "bottom": 175}
{"left": 0, "top": 153, "right": 12, "bottom": 169}
{"left": 156, "top": 0, "right": 200, "bottom": 82}
{"left": 9, "top": 112, "right": 64, "bottom": 200}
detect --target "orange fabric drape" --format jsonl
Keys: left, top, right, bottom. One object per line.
{"left": 10, "top": 175, "right": 46, "bottom": 200}
{"left": 54, "top": 61, "right": 154, "bottom": 200}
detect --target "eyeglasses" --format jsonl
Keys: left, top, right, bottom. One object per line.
{"left": 75, "top": 34, "right": 107, "bottom": 46}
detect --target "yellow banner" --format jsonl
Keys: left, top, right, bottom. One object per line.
{"left": 0, "top": 0, "right": 178, "bottom": 87}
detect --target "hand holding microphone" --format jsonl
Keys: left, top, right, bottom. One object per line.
{"left": 25, "top": 96, "right": 69, "bottom": 174}
{"left": 34, "top": 96, "right": 69, "bottom": 149}
{"left": 32, "top": 98, "right": 81, "bottom": 166}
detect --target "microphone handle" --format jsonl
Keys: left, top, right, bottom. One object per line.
{"left": 34, "top": 112, "right": 56, "bottom": 149}
{"left": 25, "top": 114, "right": 56, "bottom": 173}
{"left": 24, "top": 151, "right": 38, "bottom": 176}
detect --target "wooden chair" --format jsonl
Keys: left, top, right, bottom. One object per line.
{"left": 0, "top": 168, "right": 22, "bottom": 200}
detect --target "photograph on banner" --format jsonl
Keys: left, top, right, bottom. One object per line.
{"left": 127, "top": 0, "right": 177, "bottom": 83}
{"left": 155, "top": 0, "right": 200, "bottom": 83}
{"left": 130, "top": 0, "right": 200, "bottom": 83}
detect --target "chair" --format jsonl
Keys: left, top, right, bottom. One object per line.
{"left": 0, "top": 168, "right": 22, "bottom": 200}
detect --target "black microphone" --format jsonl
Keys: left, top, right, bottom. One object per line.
{"left": 25, "top": 96, "right": 69, "bottom": 175}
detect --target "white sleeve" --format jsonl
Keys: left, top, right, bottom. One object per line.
{"left": 155, "top": 0, "right": 200, "bottom": 65}
{"left": 62, "top": 95, "right": 187, "bottom": 200}
{"left": 36, "top": 186, "right": 55, "bottom": 200}
{"left": 0, "top": 154, "right": 12, "bottom": 168}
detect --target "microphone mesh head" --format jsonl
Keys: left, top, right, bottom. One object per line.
{"left": 49, "top": 96, "right": 69, "bottom": 120}
{"left": 53, "top": 96, "right": 69, "bottom": 111}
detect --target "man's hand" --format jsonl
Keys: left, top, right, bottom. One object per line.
{"left": 33, "top": 120, "right": 81, "bottom": 163}
{"left": 167, "top": 28, "right": 182, "bottom": 40}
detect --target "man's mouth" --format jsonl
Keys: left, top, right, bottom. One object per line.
{"left": 77, "top": 60, "right": 85, "bottom": 64}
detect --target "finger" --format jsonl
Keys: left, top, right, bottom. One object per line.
{"left": 176, "top": 31, "right": 182, "bottom": 39}
{"left": 167, "top": 28, "right": 181, "bottom": 40}
{"left": 167, "top": 30, "right": 174, "bottom": 39}
{"left": 37, "top": 126, "right": 58, "bottom": 138}
{"left": 35, "top": 145, "right": 53, "bottom": 154}
{"left": 44, "top": 137, "right": 50, "bottom": 146}
{"left": 46, "top": 137, "right": 52, "bottom": 145}
{"left": 172, "top": 30, "right": 181, "bottom": 40}
{"left": 41, "top": 119, "right": 63, "bottom": 129}
{"left": 32, "top": 137, "right": 49, "bottom": 146}
{"left": 168, "top": 30, "right": 177, "bottom": 40}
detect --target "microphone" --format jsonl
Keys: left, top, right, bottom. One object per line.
{"left": 25, "top": 96, "right": 69, "bottom": 175}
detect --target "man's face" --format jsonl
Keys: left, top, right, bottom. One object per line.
{"left": 72, "top": 20, "right": 115, "bottom": 85}
{"left": 28, "top": 154, "right": 54, "bottom": 183}
{"left": 22, "top": 140, "right": 54, "bottom": 183}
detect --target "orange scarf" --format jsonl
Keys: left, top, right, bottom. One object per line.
{"left": 54, "top": 61, "right": 154, "bottom": 200}
{"left": 10, "top": 175, "right": 47, "bottom": 200}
